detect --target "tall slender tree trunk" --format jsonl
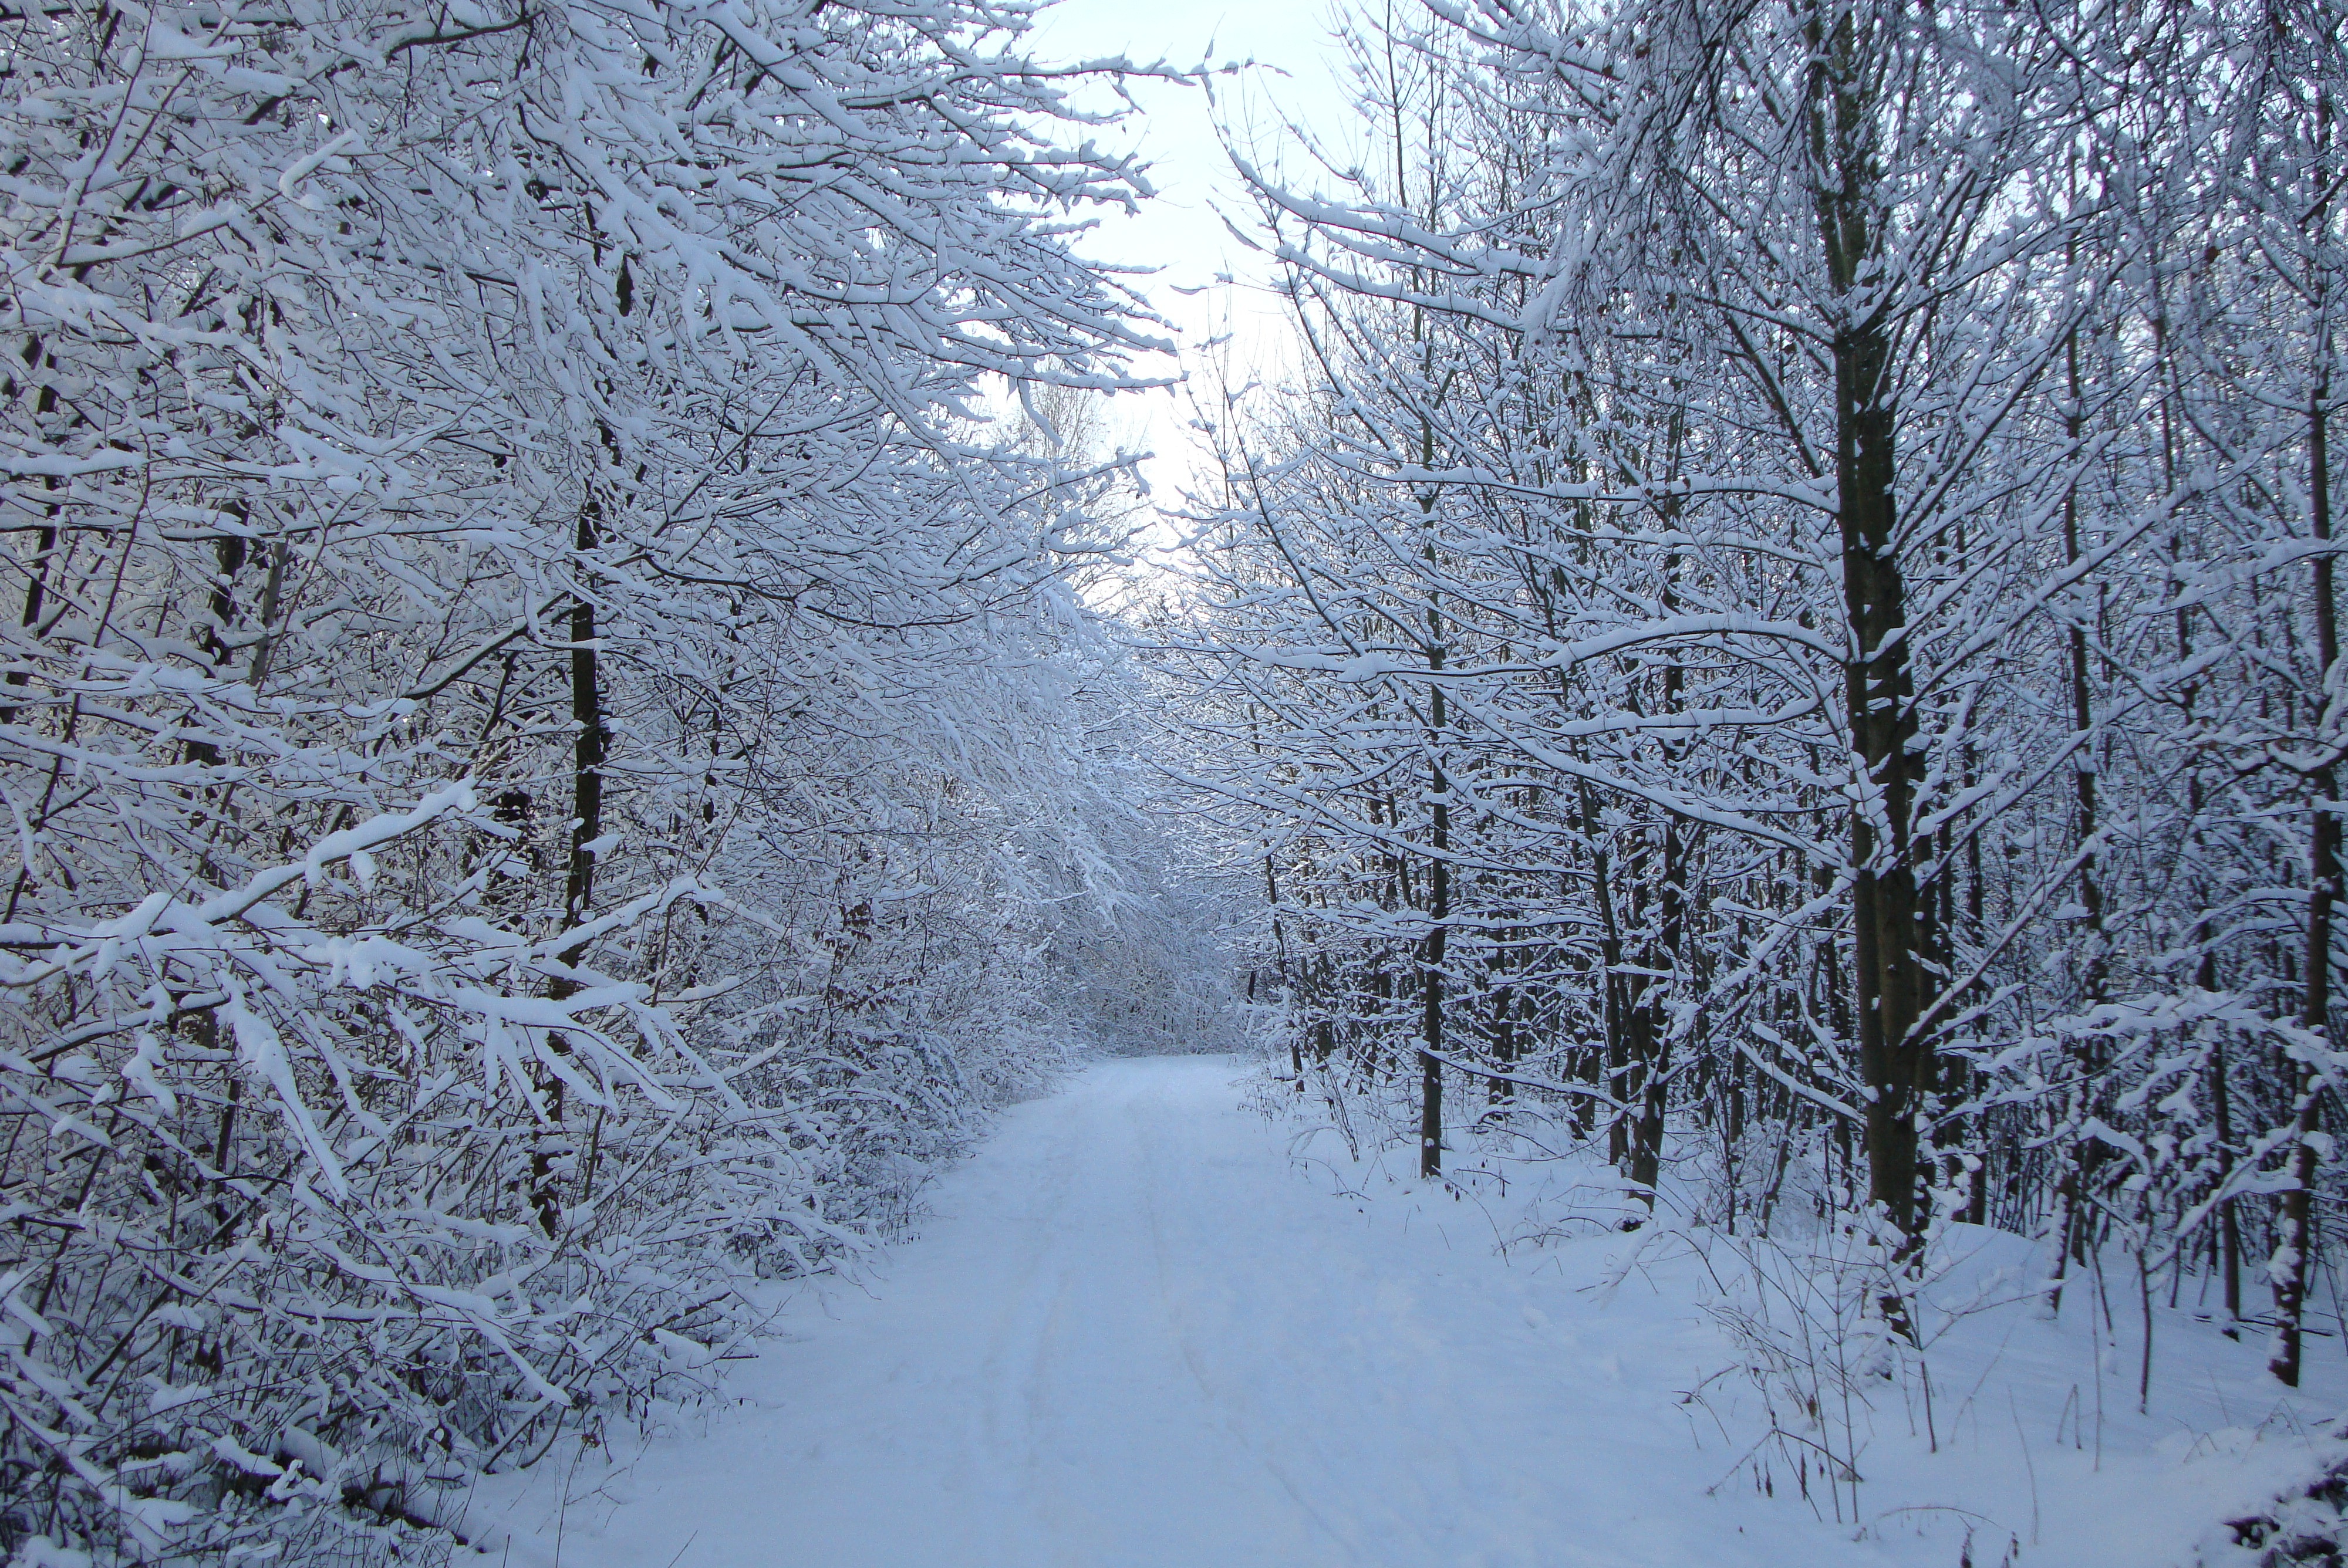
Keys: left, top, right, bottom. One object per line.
{"left": 561, "top": 503, "right": 608, "bottom": 954}
{"left": 2273, "top": 365, "right": 2336, "bottom": 1388}
{"left": 2049, "top": 322, "right": 2110, "bottom": 1316}
{"left": 1813, "top": 4, "right": 1933, "bottom": 1238}
{"left": 1836, "top": 323, "right": 1931, "bottom": 1235}
{"left": 1624, "top": 505, "right": 1689, "bottom": 1217}
{"left": 1627, "top": 817, "right": 1684, "bottom": 1218}
{"left": 2211, "top": 1012, "right": 2244, "bottom": 1322}
{"left": 1421, "top": 669, "right": 1449, "bottom": 1180}
{"left": 1582, "top": 776, "right": 1632, "bottom": 1170}
{"left": 535, "top": 501, "right": 608, "bottom": 1239}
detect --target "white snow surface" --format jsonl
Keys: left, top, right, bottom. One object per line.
{"left": 464, "top": 1057, "right": 2348, "bottom": 1567}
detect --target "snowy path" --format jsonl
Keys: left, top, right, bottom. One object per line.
{"left": 468, "top": 1057, "right": 2329, "bottom": 1568}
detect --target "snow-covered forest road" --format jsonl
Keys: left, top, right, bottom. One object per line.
{"left": 465, "top": 1057, "right": 1929, "bottom": 1568}
{"left": 456, "top": 1054, "right": 2348, "bottom": 1568}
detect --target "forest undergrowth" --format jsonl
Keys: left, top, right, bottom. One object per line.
{"left": 1254, "top": 1047, "right": 2348, "bottom": 1566}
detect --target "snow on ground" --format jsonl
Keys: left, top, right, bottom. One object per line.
{"left": 461, "top": 1057, "right": 2348, "bottom": 1567}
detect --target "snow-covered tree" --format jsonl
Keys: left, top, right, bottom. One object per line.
{"left": 1176, "top": 0, "right": 2348, "bottom": 1385}
{"left": 0, "top": 0, "right": 1210, "bottom": 1559}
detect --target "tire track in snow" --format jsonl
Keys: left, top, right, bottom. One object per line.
{"left": 1135, "top": 1076, "right": 1369, "bottom": 1564}
{"left": 473, "top": 1056, "right": 1880, "bottom": 1568}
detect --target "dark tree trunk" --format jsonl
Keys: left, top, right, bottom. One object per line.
{"left": 535, "top": 501, "right": 608, "bottom": 1239}
{"left": 1421, "top": 681, "right": 1449, "bottom": 1180}
{"left": 2273, "top": 369, "right": 2336, "bottom": 1388}
{"left": 2049, "top": 322, "right": 2110, "bottom": 1317}
{"left": 1487, "top": 959, "right": 1518, "bottom": 1107}
{"left": 1627, "top": 818, "right": 1684, "bottom": 1218}
{"left": 561, "top": 505, "right": 608, "bottom": 953}
{"left": 1837, "top": 315, "right": 1931, "bottom": 1238}
{"left": 2211, "top": 1016, "right": 2243, "bottom": 1322}
{"left": 1813, "top": 4, "right": 1933, "bottom": 1238}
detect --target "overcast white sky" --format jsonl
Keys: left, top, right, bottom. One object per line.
{"left": 1023, "top": 0, "right": 1361, "bottom": 503}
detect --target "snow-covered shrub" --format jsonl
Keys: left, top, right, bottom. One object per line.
{"left": 1695, "top": 1219, "right": 1919, "bottom": 1528}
